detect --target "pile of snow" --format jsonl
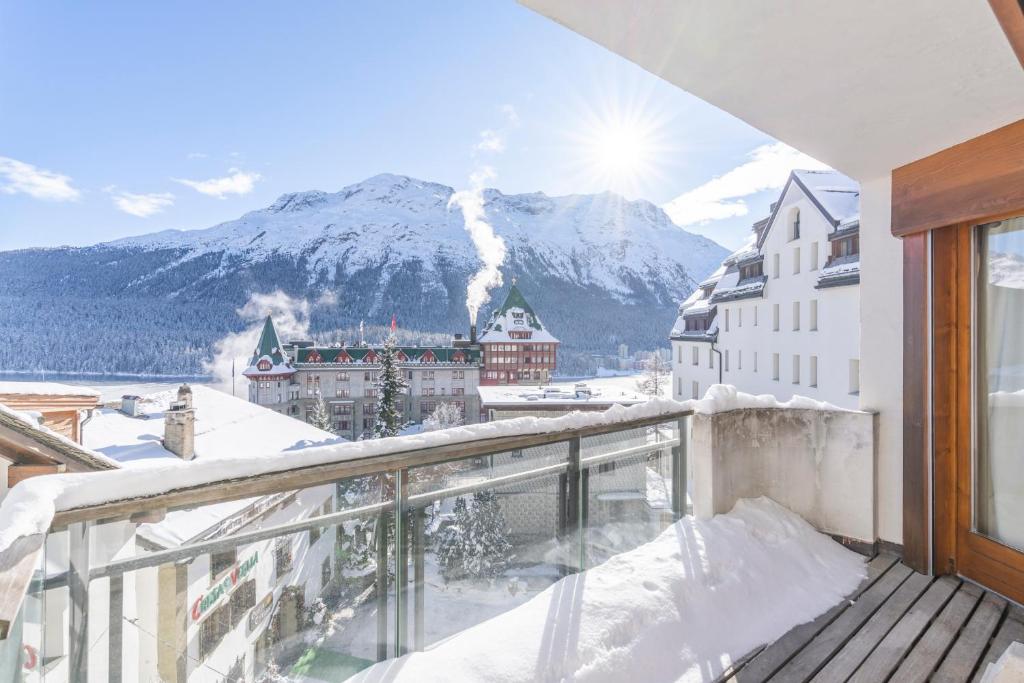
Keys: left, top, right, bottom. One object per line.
{"left": 346, "top": 497, "right": 866, "bottom": 683}
{"left": 981, "top": 642, "right": 1024, "bottom": 683}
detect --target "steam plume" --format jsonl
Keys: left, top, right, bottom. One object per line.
{"left": 449, "top": 165, "right": 507, "bottom": 323}
{"left": 204, "top": 291, "right": 313, "bottom": 393}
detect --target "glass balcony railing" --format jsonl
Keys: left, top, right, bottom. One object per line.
{"left": 0, "top": 409, "right": 690, "bottom": 682}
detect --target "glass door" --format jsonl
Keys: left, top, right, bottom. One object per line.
{"left": 957, "top": 216, "right": 1024, "bottom": 602}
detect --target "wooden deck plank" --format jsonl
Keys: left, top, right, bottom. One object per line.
{"left": 731, "top": 554, "right": 899, "bottom": 682}
{"left": 809, "top": 570, "right": 933, "bottom": 681}
{"left": 932, "top": 591, "right": 1008, "bottom": 683}
{"left": 893, "top": 580, "right": 983, "bottom": 683}
{"left": 768, "top": 562, "right": 913, "bottom": 682}
{"left": 970, "top": 604, "right": 1024, "bottom": 683}
{"left": 847, "top": 575, "right": 959, "bottom": 682}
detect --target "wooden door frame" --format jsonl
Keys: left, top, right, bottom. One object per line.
{"left": 895, "top": 119, "right": 1024, "bottom": 584}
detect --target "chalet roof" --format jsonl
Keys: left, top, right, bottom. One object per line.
{"left": 478, "top": 284, "right": 559, "bottom": 344}
{"left": 756, "top": 170, "right": 860, "bottom": 250}
{"left": 0, "top": 403, "right": 120, "bottom": 472}
{"left": 243, "top": 316, "right": 296, "bottom": 378}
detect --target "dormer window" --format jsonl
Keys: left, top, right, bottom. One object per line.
{"left": 788, "top": 208, "right": 801, "bottom": 241}
{"left": 257, "top": 359, "right": 272, "bottom": 371}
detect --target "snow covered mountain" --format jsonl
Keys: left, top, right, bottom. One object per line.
{"left": 0, "top": 173, "right": 727, "bottom": 376}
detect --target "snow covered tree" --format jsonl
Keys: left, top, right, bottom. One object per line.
{"left": 466, "top": 490, "right": 514, "bottom": 579}
{"left": 636, "top": 353, "right": 671, "bottom": 398}
{"left": 310, "top": 389, "right": 334, "bottom": 433}
{"left": 436, "top": 496, "right": 471, "bottom": 583}
{"left": 372, "top": 332, "right": 409, "bottom": 439}
{"left": 423, "top": 402, "right": 465, "bottom": 432}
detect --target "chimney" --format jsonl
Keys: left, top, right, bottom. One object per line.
{"left": 470, "top": 324, "right": 477, "bottom": 345}
{"left": 164, "top": 384, "right": 195, "bottom": 460}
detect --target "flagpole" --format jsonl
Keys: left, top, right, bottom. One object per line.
{"left": 232, "top": 358, "right": 236, "bottom": 397}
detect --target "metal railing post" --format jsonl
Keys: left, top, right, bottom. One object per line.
{"left": 671, "top": 417, "right": 688, "bottom": 517}
{"left": 394, "top": 469, "right": 409, "bottom": 658}
{"left": 375, "top": 476, "right": 390, "bottom": 662}
{"left": 109, "top": 573, "right": 123, "bottom": 683}
{"left": 413, "top": 506, "right": 425, "bottom": 652}
{"left": 68, "top": 521, "right": 90, "bottom": 683}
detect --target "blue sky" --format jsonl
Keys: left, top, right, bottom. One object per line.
{"left": 0, "top": 1, "right": 826, "bottom": 252}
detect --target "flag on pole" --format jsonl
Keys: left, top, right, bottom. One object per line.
{"left": 391, "top": 313, "right": 397, "bottom": 332}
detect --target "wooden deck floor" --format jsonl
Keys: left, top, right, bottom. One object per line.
{"left": 719, "top": 555, "right": 1024, "bottom": 682}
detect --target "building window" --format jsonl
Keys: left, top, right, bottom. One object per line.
{"left": 274, "top": 539, "right": 293, "bottom": 577}
{"left": 453, "top": 387, "right": 465, "bottom": 396}
{"left": 738, "top": 308, "right": 743, "bottom": 327}
{"left": 676, "top": 377, "right": 682, "bottom": 397}
{"left": 724, "top": 349, "right": 730, "bottom": 372}
{"left": 849, "top": 359, "right": 860, "bottom": 395}
{"left": 810, "top": 242, "right": 819, "bottom": 270}
{"left": 691, "top": 347, "right": 699, "bottom": 366}
{"left": 772, "top": 353, "right": 780, "bottom": 381}
{"left": 677, "top": 346, "right": 682, "bottom": 364}
{"left": 793, "top": 301, "right": 800, "bottom": 331}
{"left": 598, "top": 462, "right": 616, "bottom": 474}
{"left": 810, "top": 299, "right": 818, "bottom": 331}
{"left": 792, "top": 355, "right": 801, "bottom": 384}
{"left": 309, "top": 523, "right": 321, "bottom": 546}
{"left": 754, "top": 351, "right": 758, "bottom": 373}
{"left": 336, "top": 387, "right": 350, "bottom": 398}
{"left": 691, "top": 381, "right": 700, "bottom": 399}
{"left": 773, "top": 304, "right": 780, "bottom": 331}
{"left": 210, "top": 548, "right": 236, "bottom": 580}
{"left": 789, "top": 207, "right": 800, "bottom": 241}
{"left": 453, "top": 370, "right": 465, "bottom": 379}
{"left": 708, "top": 348, "right": 714, "bottom": 369}
{"left": 321, "top": 557, "right": 332, "bottom": 592}
{"left": 337, "top": 372, "right": 349, "bottom": 382}
{"left": 754, "top": 306, "right": 758, "bottom": 327}
{"left": 810, "top": 356, "right": 818, "bottom": 388}
{"left": 229, "top": 579, "right": 256, "bottom": 628}
{"left": 773, "top": 253, "right": 780, "bottom": 279}
{"left": 793, "top": 247, "right": 801, "bottom": 274}
{"left": 738, "top": 349, "right": 742, "bottom": 371}
{"left": 199, "top": 603, "right": 231, "bottom": 660}
{"left": 725, "top": 309, "right": 730, "bottom": 332}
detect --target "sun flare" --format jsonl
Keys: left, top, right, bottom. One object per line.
{"left": 570, "top": 101, "right": 669, "bottom": 197}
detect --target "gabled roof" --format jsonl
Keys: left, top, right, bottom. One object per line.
{"left": 0, "top": 403, "right": 120, "bottom": 473}
{"left": 478, "top": 284, "right": 559, "bottom": 344}
{"left": 756, "top": 170, "right": 860, "bottom": 250}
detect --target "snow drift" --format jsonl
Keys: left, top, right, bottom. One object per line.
{"left": 347, "top": 497, "right": 866, "bottom": 683}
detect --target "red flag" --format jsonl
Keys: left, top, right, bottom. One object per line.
{"left": 391, "top": 313, "right": 397, "bottom": 332}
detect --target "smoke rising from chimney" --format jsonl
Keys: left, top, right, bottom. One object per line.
{"left": 450, "top": 166, "right": 507, "bottom": 325}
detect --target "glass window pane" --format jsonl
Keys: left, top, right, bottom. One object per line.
{"left": 976, "top": 216, "right": 1024, "bottom": 551}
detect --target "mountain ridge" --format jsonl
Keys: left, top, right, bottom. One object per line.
{"left": 0, "top": 173, "right": 728, "bottom": 376}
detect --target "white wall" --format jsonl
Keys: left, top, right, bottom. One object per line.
{"left": 858, "top": 174, "right": 903, "bottom": 545}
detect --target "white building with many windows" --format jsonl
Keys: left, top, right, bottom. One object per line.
{"left": 670, "top": 169, "right": 861, "bottom": 408}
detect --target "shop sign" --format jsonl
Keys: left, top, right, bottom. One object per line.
{"left": 247, "top": 592, "right": 274, "bottom": 632}
{"left": 191, "top": 552, "right": 258, "bottom": 622}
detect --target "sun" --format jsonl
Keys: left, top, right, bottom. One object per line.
{"left": 569, "top": 101, "right": 670, "bottom": 197}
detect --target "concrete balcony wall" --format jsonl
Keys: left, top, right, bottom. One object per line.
{"left": 692, "top": 407, "right": 877, "bottom": 545}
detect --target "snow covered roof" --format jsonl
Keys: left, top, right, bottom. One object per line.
{"left": 477, "top": 383, "right": 646, "bottom": 408}
{"left": 85, "top": 385, "right": 344, "bottom": 464}
{"left": 792, "top": 170, "right": 860, "bottom": 225}
{"left": 242, "top": 316, "right": 295, "bottom": 378}
{"left": 478, "top": 284, "right": 559, "bottom": 344}
{"left": 710, "top": 276, "right": 767, "bottom": 303}
{"left": 816, "top": 255, "right": 861, "bottom": 289}
{"left": 0, "top": 402, "right": 120, "bottom": 472}
{"left": 0, "top": 382, "right": 101, "bottom": 399}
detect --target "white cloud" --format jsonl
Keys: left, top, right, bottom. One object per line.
{"left": 663, "top": 143, "right": 829, "bottom": 227}
{"left": 500, "top": 103, "right": 520, "bottom": 127}
{"left": 0, "top": 156, "right": 80, "bottom": 201}
{"left": 111, "top": 191, "right": 175, "bottom": 217}
{"left": 173, "top": 168, "right": 261, "bottom": 199}
{"left": 475, "top": 129, "right": 506, "bottom": 153}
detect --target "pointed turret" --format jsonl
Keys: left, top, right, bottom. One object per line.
{"left": 242, "top": 315, "right": 295, "bottom": 380}
{"left": 478, "top": 283, "right": 559, "bottom": 344}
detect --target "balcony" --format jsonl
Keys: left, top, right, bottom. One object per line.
{"left": 0, "top": 392, "right": 1016, "bottom": 682}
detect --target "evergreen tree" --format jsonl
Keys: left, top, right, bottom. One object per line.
{"left": 436, "top": 496, "right": 471, "bottom": 583}
{"left": 372, "top": 332, "right": 409, "bottom": 438}
{"left": 423, "top": 402, "right": 465, "bottom": 432}
{"left": 467, "top": 490, "right": 514, "bottom": 579}
{"left": 310, "top": 389, "right": 334, "bottom": 433}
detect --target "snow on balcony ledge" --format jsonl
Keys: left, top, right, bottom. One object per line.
{"left": 347, "top": 496, "right": 867, "bottom": 682}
